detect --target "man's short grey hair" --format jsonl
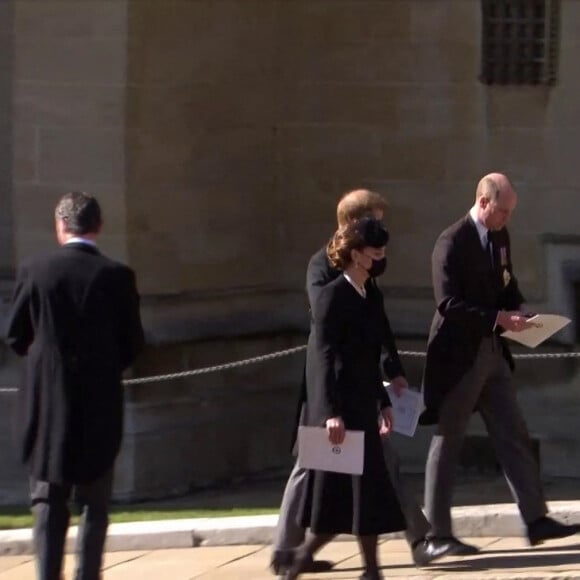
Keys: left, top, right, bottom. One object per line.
{"left": 55, "top": 192, "right": 102, "bottom": 235}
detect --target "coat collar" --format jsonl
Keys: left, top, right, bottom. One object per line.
{"left": 62, "top": 242, "right": 100, "bottom": 255}
{"left": 464, "top": 213, "right": 487, "bottom": 247}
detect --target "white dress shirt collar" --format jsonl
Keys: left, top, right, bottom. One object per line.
{"left": 65, "top": 237, "right": 97, "bottom": 248}
{"left": 469, "top": 206, "right": 489, "bottom": 249}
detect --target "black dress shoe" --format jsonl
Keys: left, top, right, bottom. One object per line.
{"left": 412, "top": 537, "right": 453, "bottom": 566}
{"left": 270, "top": 550, "right": 293, "bottom": 575}
{"left": 428, "top": 536, "right": 479, "bottom": 556}
{"left": 300, "top": 557, "right": 333, "bottom": 573}
{"left": 527, "top": 516, "right": 580, "bottom": 546}
{"left": 272, "top": 550, "right": 333, "bottom": 576}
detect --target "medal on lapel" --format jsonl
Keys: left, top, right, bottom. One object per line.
{"left": 500, "top": 247, "right": 507, "bottom": 267}
{"left": 500, "top": 247, "right": 510, "bottom": 287}
{"left": 503, "top": 268, "right": 511, "bottom": 287}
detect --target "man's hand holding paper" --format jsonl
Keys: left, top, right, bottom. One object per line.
{"left": 501, "top": 313, "right": 571, "bottom": 348}
{"left": 497, "top": 310, "right": 536, "bottom": 332}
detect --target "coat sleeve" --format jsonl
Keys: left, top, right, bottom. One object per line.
{"left": 432, "top": 231, "right": 498, "bottom": 333}
{"left": 118, "top": 267, "right": 145, "bottom": 369}
{"left": 4, "top": 264, "right": 35, "bottom": 356}
{"left": 310, "top": 285, "right": 346, "bottom": 419}
{"left": 377, "top": 352, "right": 392, "bottom": 410}
{"left": 369, "top": 285, "right": 397, "bottom": 408}
{"left": 306, "top": 246, "right": 340, "bottom": 310}
{"left": 377, "top": 290, "right": 405, "bottom": 380}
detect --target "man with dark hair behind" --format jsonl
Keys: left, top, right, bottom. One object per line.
{"left": 5, "top": 191, "right": 145, "bottom": 580}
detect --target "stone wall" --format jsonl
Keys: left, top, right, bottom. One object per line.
{"left": 11, "top": 0, "right": 130, "bottom": 262}
{"left": 120, "top": 0, "right": 580, "bottom": 336}
{"left": 0, "top": 0, "right": 15, "bottom": 278}
{"left": 2, "top": 0, "right": 580, "bottom": 504}
{"left": 8, "top": 0, "right": 580, "bottom": 332}
{"left": 116, "top": 332, "right": 306, "bottom": 500}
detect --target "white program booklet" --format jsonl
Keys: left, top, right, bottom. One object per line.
{"left": 297, "top": 426, "right": 364, "bottom": 475}
{"left": 383, "top": 382, "right": 423, "bottom": 437}
{"left": 501, "top": 314, "right": 571, "bottom": 348}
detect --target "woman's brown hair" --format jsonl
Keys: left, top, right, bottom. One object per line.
{"left": 327, "top": 217, "right": 389, "bottom": 270}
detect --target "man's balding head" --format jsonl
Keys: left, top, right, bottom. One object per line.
{"left": 474, "top": 172, "right": 517, "bottom": 231}
{"left": 476, "top": 173, "right": 515, "bottom": 203}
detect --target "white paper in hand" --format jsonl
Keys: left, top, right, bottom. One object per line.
{"left": 383, "top": 382, "right": 423, "bottom": 437}
{"left": 297, "top": 426, "right": 364, "bottom": 475}
{"left": 501, "top": 314, "right": 571, "bottom": 348}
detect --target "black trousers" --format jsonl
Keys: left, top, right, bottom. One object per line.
{"left": 30, "top": 469, "right": 114, "bottom": 580}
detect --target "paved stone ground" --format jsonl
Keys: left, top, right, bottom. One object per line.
{"left": 2, "top": 536, "right": 580, "bottom": 579}
{"left": 2, "top": 473, "right": 580, "bottom": 578}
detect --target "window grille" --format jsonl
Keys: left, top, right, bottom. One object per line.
{"left": 480, "top": 0, "right": 560, "bottom": 85}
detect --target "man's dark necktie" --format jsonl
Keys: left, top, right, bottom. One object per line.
{"left": 485, "top": 231, "right": 494, "bottom": 269}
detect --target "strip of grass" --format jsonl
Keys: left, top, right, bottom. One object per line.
{"left": 0, "top": 506, "right": 277, "bottom": 530}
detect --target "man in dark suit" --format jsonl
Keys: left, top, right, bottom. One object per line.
{"left": 421, "top": 173, "right": 580, "bottom": 556}
{"left": 4, "top": 192, "right": 145, "bottom": 580}
{"left": 271, "top": 189, "right": 447, "bottom": 576}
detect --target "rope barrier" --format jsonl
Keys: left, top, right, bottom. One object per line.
{"left": 0, "top": 345, "right": 579, "bottom": 394}
{"left": 398, "top": 350, "right": 580, "bottom": 360}
{"left": 123, "top": 345, "right": 308, "bottom": 385}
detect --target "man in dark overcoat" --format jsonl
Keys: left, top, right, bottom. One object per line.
{"left": 4, "top": 191, "right": 144, "bottom": 580}
{"left": 421, "top": 173, "right": 580, "bottom": 556}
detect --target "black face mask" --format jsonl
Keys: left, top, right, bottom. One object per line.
{"left": 367, "top": 257, "right": 387, "bottom": 278}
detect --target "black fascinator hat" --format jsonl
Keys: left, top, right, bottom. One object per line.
{"left": 354, "top": 217, "right": 389, "bottom": 248}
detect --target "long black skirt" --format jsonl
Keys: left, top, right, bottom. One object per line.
{"left": 298, "top": 428, "right": 406, "bottom": 535}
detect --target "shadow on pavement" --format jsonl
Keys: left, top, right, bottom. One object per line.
{"left": 483, "top": 541, "right": 580, "bottom": 555}
{"left": 414, "top": 543, "right": 580, "bottom": 574}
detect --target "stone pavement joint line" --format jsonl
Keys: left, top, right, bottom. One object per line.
{"left": 3, "top": 538, "right": 580, "bottom": 579}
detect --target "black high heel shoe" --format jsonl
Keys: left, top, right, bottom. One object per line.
{"left": 282, "top": 550, "right": 310, "bottom": 580}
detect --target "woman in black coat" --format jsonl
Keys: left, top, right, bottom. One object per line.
{"left": 287, "top": 218, "right": 406, "bottom": 580}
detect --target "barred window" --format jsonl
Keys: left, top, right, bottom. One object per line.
{"left": 480, "top": 0, "right": 560, "bottom": 85}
